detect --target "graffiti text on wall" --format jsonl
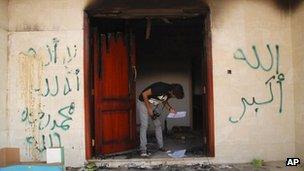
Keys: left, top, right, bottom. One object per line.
{"left": 21, "top": 102, "right": 75, "bottom": 152}
{"left": 229, "top": 44, "right": 285, "bottom": 123}
{"left": 18, "top": 37, "right": 80, "bottom": 158}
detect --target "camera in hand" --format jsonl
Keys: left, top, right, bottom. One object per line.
{"left": 151, "top": 110, "right": 161, "bottom": 120}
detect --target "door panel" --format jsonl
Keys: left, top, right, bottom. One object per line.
{"left": 101, "top": 111, "right": 130, "bottom": 142}
{"left": 100, "top": 36, "right": 129, "bottom": 98}
{"left": 93, "top": 28, "right": 136, "bottom": 155}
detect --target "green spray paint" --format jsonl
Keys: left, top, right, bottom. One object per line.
{"left": 229, "top": 44, "right": 285, "bottom": 123}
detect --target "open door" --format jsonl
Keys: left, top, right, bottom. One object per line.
{"left": 92, "top": 28, "right": 137, "bottom": 155}
{"left": 85, "top": 2, "right": 214, "bottom": 158}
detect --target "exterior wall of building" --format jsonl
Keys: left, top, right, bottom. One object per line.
{"left": 291, "top": 2, "right": 304, "bottom": 161}
{"left": 0, "top": 0, "right": 9, "bottom": 148}
{"left": 7, "top": 0, "right": 88, "bottom": 167}
{"left": 5, "top": 0, "right": 297, "bottom": 167}
{"left": 208, "top": 0, "right": 294, "bottom": 163}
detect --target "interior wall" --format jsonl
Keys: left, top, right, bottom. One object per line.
{"left": 0, "top": 0, "right": 9, "bottom": 148}
{"left": 135, "top": 20, "right": 200, "bottom": 131}
{"left": 136, "top": 58, "right": 192, "bottom": 131}
{"left": 291, "top": 2, "right": 304, "bottom": 161}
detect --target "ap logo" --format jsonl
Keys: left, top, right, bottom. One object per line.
{"left": 286, "top": 158, "right": 300, "bottom": 166}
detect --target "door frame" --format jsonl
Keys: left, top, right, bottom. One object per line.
{"left": 84, "top": 10, "right": 214, "bottom": 159}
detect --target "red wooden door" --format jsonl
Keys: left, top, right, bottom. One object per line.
{"left": 93, "top": 29, "right": 137, "bottom": 155}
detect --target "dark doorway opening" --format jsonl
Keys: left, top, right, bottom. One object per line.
{"left": 134, "top": 16, "right": 207, "bottom": 157}
{"left": 84, "top": 9, "right": 214, "bottom": 159}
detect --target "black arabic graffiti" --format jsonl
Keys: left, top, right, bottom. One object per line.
{"left": 229, "top": 44, "right": 285, "bottom": 123}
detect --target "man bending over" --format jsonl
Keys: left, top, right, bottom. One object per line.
{"left": 137, "top": 82, "right": 184, "bottom": 156}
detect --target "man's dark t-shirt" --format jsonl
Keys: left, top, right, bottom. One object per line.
{"left": 139, "top": 82, "right": 173, "bottom": 104}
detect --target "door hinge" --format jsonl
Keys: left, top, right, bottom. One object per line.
{"left": 91, "top": 89, "right": 95, "bottom": 96}
{"left": 92, "top": 139, "right": 95, "bottom": 147}
{"left": 204, "top": 136, "right": 207, "bottom": 144}
{"left": 203, "top": 86, "right": 206, "bottom": 94}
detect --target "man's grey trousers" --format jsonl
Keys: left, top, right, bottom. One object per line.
{"left": 136, "top": 99, "right": 163, "bottom": 152}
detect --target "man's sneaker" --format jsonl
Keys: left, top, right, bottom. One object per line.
{"left": 140, "top": 151, "right": 151, "bottom": 157}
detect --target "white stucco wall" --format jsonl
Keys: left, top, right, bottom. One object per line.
{"left": 291, "top": 2, "right": 304, "bottom": 161}
{"left": 7, "top": 0, "right": 87, "bottom": 167}
{"left": 8, "top": 32, "right": 85, "bottom": 166}
{"left": 8, "top": 0, "right": 87, "bottom": 32}
{"left": 209, "top": 0, "right": 295, "bottom": 163}
{"left": 0, "top": 0, "right": 8, "bottom": 148}
{"left": 5, "top": 0, "right": 299, "bottom": 167}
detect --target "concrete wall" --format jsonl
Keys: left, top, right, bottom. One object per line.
{"left": 5, "top": 0, "right": 298, "bottom": 167}
{"left": 291, "top": 2, "right": 304, "bottom": 160}
{"left": 0, "top": 0, "right": 9, "bottom": 148}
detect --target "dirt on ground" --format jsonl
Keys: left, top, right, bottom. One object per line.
{"left": 66, "top": 161, "right": 303, "bottom": 171}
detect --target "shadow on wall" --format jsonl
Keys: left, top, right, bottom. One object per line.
{"left": 275, "top": 0, "right": 304, "bottom": 11}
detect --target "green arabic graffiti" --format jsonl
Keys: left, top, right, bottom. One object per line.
{"left": 51, "top": 102, "right": 75, "bottom": 131}
{"left": 26, "top": 133, "right": 61, "bottom": 153}
{"left": 229, "top": 44, "right": 285, "bottom": 123}
{"left": 21, "top": 102, "right": 74, "bottom": 153}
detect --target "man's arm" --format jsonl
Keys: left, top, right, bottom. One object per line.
{"left": 162, "top": 100, "right": 172, "bottom": 110}
{"left": 142, "top": 89, "right": 153, "bottom": 116}
{"left": 163, "top": 100, "right": 176, "bottom": 114}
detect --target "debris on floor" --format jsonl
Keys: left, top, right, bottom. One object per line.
{"left": 67, "top": 163, "right": 235, "bottom": 171}
{"left": 218, "top": 164, "right": 233, "bottom": 169}
{"left": 170, "top": 126, "right": 199, "bottom": 140}
{"left": 186, "top": 146, "right": 205, "bottom": 156}
{"left": 90, "top": 129, "right": 205, "bottom": 160}
{"left": 167, "top": 149, "right": 186, "bottom": 158}
{"left": 65, "top": 161, "right": 304, "bottom": 171}
{"left": 84, "top": 162, "right": 98, "bottom": 171}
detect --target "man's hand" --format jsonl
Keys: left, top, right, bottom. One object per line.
{"left": 163, "top": 101, "right": 176, "bottom": 114}
{"left": 169, "top": 107, "right": 176, "bottom": 114}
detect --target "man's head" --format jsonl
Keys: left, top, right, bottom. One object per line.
{"left": 171, "top": 84, "right": 184, "bottom": 99}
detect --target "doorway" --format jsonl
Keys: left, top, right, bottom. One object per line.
{"left": 134, "top": 16, "right": 208, "bottom": 157}
{"left": 84, "top": 10, "right": 214, "bottom": 159}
